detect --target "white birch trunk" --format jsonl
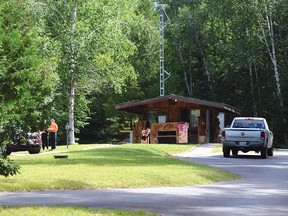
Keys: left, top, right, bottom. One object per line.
{"left": 69, "top": 79, "right": 76, "bottom": 144}
{"left": 261, "top": 3, "right": 283, "bottom": 107}
{"left": 178, "top": 48, "right": 193, "bottom": 96}
{"left": 200, "top": 47, "right": 211, "bottom": 90}
{"left": 196, "top": 35, "right": 212, "bottom": 91}
{"left": 68, "top": 2, "right": 77, "bottom": 144}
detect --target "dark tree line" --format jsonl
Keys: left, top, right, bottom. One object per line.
{"left": 153, "top": 0, "right": 288, "bottom": 146}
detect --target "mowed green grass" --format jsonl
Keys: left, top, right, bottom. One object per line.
{"left": 0, "top": 144, "right": 240, "bottom": 191}
{"left": 0, "top": 144, "right": 240, "bottom": 215}
{"left": 0, "top": 206, "right": 158, "bottom": 216}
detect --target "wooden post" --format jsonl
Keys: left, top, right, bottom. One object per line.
{"left": 206, "top": 109, "right": 210, "bottom": 143}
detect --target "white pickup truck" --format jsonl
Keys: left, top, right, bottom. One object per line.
{"left": 221, "top": 117, "right": 274, "bottom": 158}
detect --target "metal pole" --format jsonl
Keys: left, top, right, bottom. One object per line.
{"left": 159, "top": 6, "right": 170, "bottom": 96}
{"left": 160, "top": 7, "right": 165, "bottom": 96}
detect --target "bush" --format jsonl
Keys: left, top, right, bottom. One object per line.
{"left": 0, "top": 155, "right": 20, "bottom": 177}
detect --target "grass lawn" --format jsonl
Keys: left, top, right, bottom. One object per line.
{"left": 0, "top": 143, "right": 240, "bottom": 215}
{"left": 0, "top": 143, "right": 240, "bottom": 191}
{"left": 0, "top": 206, "right": 158, "bottom": 216}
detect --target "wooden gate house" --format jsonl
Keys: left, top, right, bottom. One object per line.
{"left": 115, "top": 95, "right": 240, "bottom": 144}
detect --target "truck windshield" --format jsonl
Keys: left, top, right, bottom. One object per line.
{"left": 232, "top": 119, "right": 265, "bottom": 129}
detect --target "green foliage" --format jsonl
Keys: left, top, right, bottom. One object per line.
{"left": 25, "top": 0, "right": 160, "bottom": 144}
{"left": 1, "top": 0, "right": 288, "bottom": 147}
{"left": 156, "top": 0, "right": 288, "bottom": 146}
{"left": 0, "top": 1, "right": 56, "bottom": 142}
{"left": 0, "top": 1, "right": 57, "bottom": 177}
{"left": 77, "top": 88, "right": 138, "bottom": 143}
{"left": 77, "top": 0, "right": 160, "bottom": 143}
{"left": 0, "top": 155, "right": 20, "bottom": 177}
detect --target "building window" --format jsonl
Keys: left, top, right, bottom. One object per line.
{"left": 180, "top": 109, "right": 190, "bottom": 122}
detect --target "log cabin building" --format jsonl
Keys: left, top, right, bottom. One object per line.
{"left": 116, "top": 95, "right": 240, "bottom": 144}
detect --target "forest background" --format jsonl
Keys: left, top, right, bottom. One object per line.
{"left": 1, "top": 0, "right": 288, "bottom": 148}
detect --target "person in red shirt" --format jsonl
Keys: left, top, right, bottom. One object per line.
{"left": 48, "top": 118, "right": 58, "bottom": 150}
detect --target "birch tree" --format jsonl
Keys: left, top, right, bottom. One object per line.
{"left": 255, "top": 0, "right": 283, "bottom": 107}
{"left": 29, "top": 0, "right": 151, "bottom": 144}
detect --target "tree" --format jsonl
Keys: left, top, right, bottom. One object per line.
{"left": 0, "top": 0, "right": 54, "bottom": 176}
{"left": 254, "top": 0, "right": 283, "bottom": 108}
{"left": 77, "top": 0, "right": 160, "bottom": 142}
{"left": 28, "top": 0, "right": 161, "bottom": 144}
{"left": 28, "top": 0, "right": 146, "bottom": 144}
{"left": 156, "top": 0, "right": 288, "bottom": 146}
{"left": 0, "top": 0, "right": 55, "bottom": 143}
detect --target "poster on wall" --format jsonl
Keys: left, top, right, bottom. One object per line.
{"left": 178, "top": 122, "right": 189, "bottom": 144}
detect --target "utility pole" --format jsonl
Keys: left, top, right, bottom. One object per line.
{"left": 159, "top": 5, "right": 170, "bottom": 96}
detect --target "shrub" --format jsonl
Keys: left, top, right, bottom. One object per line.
{"left": 0, "top": 155, "right": 20, "bottom": 177}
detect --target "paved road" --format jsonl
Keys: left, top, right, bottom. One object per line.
{"left": 1, "top": 148, "right": 288, "bottom": 216}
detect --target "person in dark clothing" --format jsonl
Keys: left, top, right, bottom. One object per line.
{"left": 41, "top": 129, "right": 49, "bottom": 150}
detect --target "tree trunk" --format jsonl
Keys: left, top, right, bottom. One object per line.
{"left": 196, "top": 34, "right": 212, "bottom": 91}
{"left": 69, "top": 78, "right": 76, "bottom": 144}
{"left": 254, "top": 65, "right": 262, "bottom": 115}
{"left": 68, "top": 2, "right": 77, "bottom": 144}
{"left": 248, "top": 63, "right": 257, "bottom": 116}
{"left": 200, "top": 46, "right": 211, "bottom": 90}
{"left": 261, "top": 3, "right": 283, "bottom": 108}
{"left": 178, "top": 48, "right": 193, "bottom": 96}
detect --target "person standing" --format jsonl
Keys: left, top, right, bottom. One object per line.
{"left": 48, "top": 118, "right": 58, "bottom": 150}
{"left": 41, "top": 129, "right": 49, "bottom": 150}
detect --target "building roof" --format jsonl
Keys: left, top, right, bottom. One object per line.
{"left": 115, "top": 95, "right": 240, "bottom": 115}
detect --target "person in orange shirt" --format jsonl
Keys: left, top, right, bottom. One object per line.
{"left": 48, "top": 118, "right": 58, "bottom": 150}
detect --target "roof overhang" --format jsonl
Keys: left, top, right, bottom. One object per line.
{"left": 116, "top": 95, "right": 240, "bottom": 115}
